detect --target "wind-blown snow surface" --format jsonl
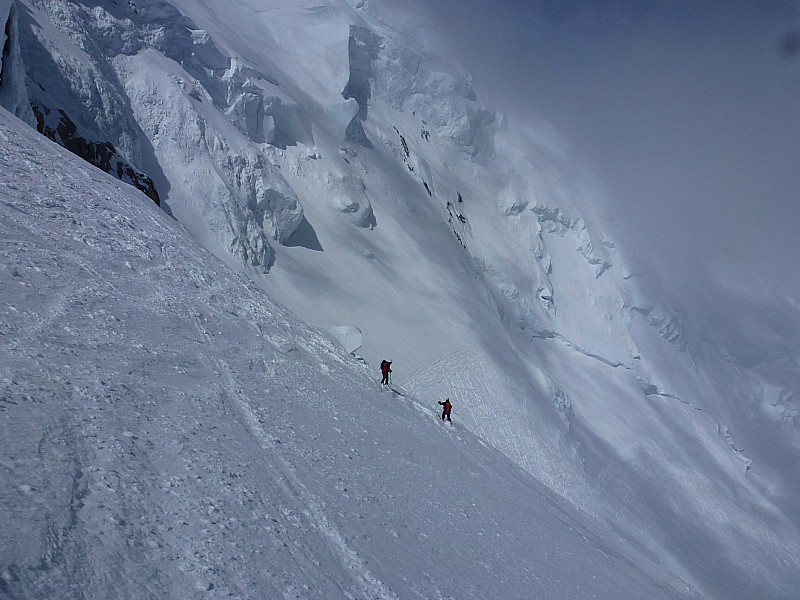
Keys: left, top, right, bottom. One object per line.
{"left": 7, "top": 1, "right": 800, "bottom": 598}
{"left": 0, "top": 108, "right": 702, "bottom": 599}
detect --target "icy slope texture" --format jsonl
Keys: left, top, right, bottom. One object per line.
{"left": 0, "top": 0, "right": 33, "bottom": 123}
{"left": 10, "top": 1, "right": 800, "bottom": 598}
{"left": 0, "top": 107, "right": 704, "bottom": 600}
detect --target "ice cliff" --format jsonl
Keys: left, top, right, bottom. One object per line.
{"left": 0, "top": 0, "right": 33, "bottom": 123}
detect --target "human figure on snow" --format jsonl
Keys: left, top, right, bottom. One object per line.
{"left": 380, "top": 359, "right": 392, "bottom": 385}
{"left": 438, "top": 398, "right": 452, "bottom": 422}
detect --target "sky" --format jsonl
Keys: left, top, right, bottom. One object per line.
{"left": 410, "top": 0, "right": 800, "bottom": 302}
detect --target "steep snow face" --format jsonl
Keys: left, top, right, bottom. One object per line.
{"left": 0, "top": 0, "right": 33, "bottom": 123}
{"left": 9, "top": 1, "right": 800, "bottom": 599}
{"left": 0, "top": 107, "right": 701, "bottom": 600}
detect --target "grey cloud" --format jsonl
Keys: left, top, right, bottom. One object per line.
{"left": 779, "top": 31, "right": 800, "bottom": 57}
{"left": 398, "top": 0, "right": 800, "bottom": 302}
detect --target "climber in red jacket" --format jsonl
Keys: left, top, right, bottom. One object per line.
{"left": 438, "top": 398, "right": 452, "bottom": 422}
{"left": 380, "top": 359, "right": 392, "bottom": 385}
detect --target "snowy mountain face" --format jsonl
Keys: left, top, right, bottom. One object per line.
{"left": 2, "top": 1, "right": 799, "bottom": 599}
{"left": 0, "top": 107, "right": 703, "bottom": 599}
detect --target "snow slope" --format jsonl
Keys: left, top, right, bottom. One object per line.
{"left": 6, "top": 1, "right": 800, "bottom": 598}
{"left": 0, "top": 106, "right": 702, "bottom": 599}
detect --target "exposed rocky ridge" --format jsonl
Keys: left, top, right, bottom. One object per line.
{"left": 32, "top": 101, "right": 160, "bottom": 205}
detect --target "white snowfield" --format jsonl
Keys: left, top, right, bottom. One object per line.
{"left": 3, "top": 0, "right": 800, "bottom": 599}
{"left": 0, "top": 108, "right": 699, "bottom": 599}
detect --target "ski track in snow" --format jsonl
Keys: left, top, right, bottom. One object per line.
{"left": 237, "top": 389, "right": 398, "bottom": 600}
{"left": 214, "top": 344, "right": 399, "bottom": 600}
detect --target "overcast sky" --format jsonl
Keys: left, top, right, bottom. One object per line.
{"left": 406, "top": 0, "right": 800, "bottom": 302}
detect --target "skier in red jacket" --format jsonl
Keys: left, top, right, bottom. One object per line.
{"left": 438, "top": 398, "right": 452, "bottom": 422}
{"left": 380, "top": 360, "right": 392, "bottom": 385}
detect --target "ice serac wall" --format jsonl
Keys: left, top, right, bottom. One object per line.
{"left": 16, "top": 0, "right": 305, "bottom": 270}
{"left": 11, "top": 0, "right": 160, "bottom": 203}
{"left": 0, "top": 0, "right": 33, "bottom": 124}
{"left": 377, "top": 37, "right": 496, "bottom": 157}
